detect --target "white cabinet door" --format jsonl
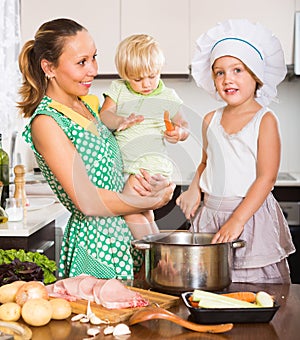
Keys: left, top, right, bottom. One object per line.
{"left": 190, "top": 0, "right": 294, "bottom": 65}
{"left": 120, "top": 0, "right": 190, "bottom": 74}
{"left": 20, "top": 0, "right": 120, "bottom": 74}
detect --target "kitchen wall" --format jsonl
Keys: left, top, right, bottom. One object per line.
{"left": 6, "top": 0, "right": 300, "bottom": 179}
{"left": 10, "top": 75, "right": 300, "bottom": 181}
{"left": 90, "top": 76, "right": 300, "bottom": 181}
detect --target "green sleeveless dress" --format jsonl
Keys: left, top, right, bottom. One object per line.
{"left": 23, "top": 95, "right": 143, "bottom": 280}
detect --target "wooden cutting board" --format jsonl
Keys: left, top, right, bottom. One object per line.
{"left": 69, "top": 287, "right": 179, "bottom": 324}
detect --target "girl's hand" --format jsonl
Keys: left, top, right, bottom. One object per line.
{"left": 176, "top": 188, "right": 201, "bottom": 219}
{"left": 211, "top": 219, "right": 244, "bottom": 244}
{"left": 117, "top": 113, "right": 144, "bottom": 131}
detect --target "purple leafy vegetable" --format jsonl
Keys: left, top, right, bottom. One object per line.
{"left": 0, "top": 258, "right": 44, "bottom": 286}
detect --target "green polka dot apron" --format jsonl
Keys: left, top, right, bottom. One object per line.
{"left": 23, "top": 95, "right": 143, "bottom": 280}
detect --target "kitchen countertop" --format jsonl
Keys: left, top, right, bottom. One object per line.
{"left": 0, "top": 200, "right": 68, "bottom": 237}
{"left": 175, "top": 172, "right": 300, "bottom": 186}
{"left": 26, "top": 282, "right": 300, "bottom": 340}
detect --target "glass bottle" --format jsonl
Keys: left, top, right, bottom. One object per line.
{"left": 0, "top": 181, "right": 8, "bottom": 223}
{"left": 0, "top": 133, "right": 9, "bottom": 208}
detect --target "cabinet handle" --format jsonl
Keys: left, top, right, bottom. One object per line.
{"left": 30, "top": 241, "right": 54, "bottom": 253}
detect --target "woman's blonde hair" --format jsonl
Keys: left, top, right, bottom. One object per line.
{"left": 18, "top": 18, "right": 86, "bottom": 118}
{"left": 115, "top": 34, "right": 165, "bottom": 80}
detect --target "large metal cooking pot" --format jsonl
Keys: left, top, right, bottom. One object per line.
{"left": 132, "top": 232, "right": 245, "bottom": 294}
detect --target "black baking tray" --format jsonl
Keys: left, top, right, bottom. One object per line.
{"left": 181, "top": 292, "right": 280, "bottom": 324}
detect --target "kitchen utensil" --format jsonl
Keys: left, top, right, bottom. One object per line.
{"left": 132, "top": 232, "right": 245, "bottom": 294}
{"left": 128, "top": 306, "right": 233, "bottom": 333}
{"left": 182, "top": 292, "right": 280, "bottom": 324}
{"left": 0, "top": 321, "right": 32, "bottom": 340}
{"left": 68, "top": 287, "right": 179, "bottom": 324}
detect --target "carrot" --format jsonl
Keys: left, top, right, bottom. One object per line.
{"left": 189, "top": 292, "right": 257, "bottom": 308}
{"left": 188, "top": 296, "right": 200, "bottom": 308}
{"left": 221, "top": 292, "right": 256, "bottom": 303}
{"left": 164, "top": 111, "right": 175, "bottom": 131}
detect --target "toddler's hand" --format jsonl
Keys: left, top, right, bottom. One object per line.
{"left": 164, "top": 126, "right": 185, "bottom": 143}
{"left": 134, "top": 169, "right": 175, "bottom": 209}
{"left": 117, "top": 113, "right": 144, "bottom": 131}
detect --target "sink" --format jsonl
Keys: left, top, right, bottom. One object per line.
{"left": 277, "top": 172, "right": 297, "bottom": 181}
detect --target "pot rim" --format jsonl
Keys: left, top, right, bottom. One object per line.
{"left": 132, "top": 231, "right": 245, "bottom": 249}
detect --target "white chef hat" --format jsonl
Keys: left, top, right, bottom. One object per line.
{"left": 191, "top": 19, "right": 287, "bottom": 106}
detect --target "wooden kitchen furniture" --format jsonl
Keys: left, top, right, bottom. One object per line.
{"left": 27, "top": 282, "right": 300, "bottom": 340}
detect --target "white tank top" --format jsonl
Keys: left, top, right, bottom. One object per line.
{"left": 200, "top": 107, "right": 278, "bottom": 197}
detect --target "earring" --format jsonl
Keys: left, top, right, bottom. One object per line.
{"left": 256, "top": 88, "right": 262, "bottom": 98}
{"left": 45, "top": 74, "right": 50, "bottom": 80}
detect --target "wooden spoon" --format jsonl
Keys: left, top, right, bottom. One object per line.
{"left": 128, "top": 306, "right": 233, "bottom": 333}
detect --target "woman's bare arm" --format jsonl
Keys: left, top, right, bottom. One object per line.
{"left": 31, "top": 115, "right": 174, "bottom": 216}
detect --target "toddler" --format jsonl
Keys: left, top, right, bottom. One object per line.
{"left": 100, "top": 34, "right": 189, "bottom": 239}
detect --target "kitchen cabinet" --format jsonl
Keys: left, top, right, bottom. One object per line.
{"left": 0, "top": 202, "right": 68, "bottom": 265}
{"left": 21, "top": 0, "right": 296, "bottom": 75}
{"left": 190, "top": 0, "right": 295, "bottom": 65}
{"left": 0, "top": 221, "right": 55, "bottom": 261}
{"left": 20, "top": 0, "right": 190, "bottom": 75}
{"left": 20, "top": 0, "right": 121, "bottom": 74}
{"left": 120, "top": 0, "right": 190, "bottom": 74}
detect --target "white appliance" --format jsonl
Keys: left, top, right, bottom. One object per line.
{"left": 295, "top": 12, "right": 300, "bottom": 75}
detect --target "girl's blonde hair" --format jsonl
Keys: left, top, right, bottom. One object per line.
{"left": 18, "top": 18, "right": 85, "bottom": 118}
{"left": 115, "top": 34, "right": 165, "bottom": 80}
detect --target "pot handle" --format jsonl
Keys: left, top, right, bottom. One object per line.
{"left": 131, "top": 239, "right": 151, "bottom": 250}
{"left": 231, "top": 239, "right": 246, "bottom": 249}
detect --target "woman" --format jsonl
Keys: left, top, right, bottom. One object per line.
{"left": 18, "top": 18, "right": 174, "bottom": 280}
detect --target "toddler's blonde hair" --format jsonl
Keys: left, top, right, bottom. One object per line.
{"left": 115, "top": 34, "right": 165, "bottom": 80}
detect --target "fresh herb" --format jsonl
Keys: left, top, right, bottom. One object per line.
{"left": 0, "top": 249, "right": 57, "bottom": 284}
{"left": 0, "top": 258, "right": 44, "bottom": 286}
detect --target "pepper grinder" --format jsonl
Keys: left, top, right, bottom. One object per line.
{"left": 13, "top": 165, "right": 28, "bottom": 207}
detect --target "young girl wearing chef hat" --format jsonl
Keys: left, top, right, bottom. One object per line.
{"left": 177, "top": 19, "right": 295, "bottom": 283}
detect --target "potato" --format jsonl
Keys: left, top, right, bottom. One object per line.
{"left": 0, "top": 281, "right": 25, "bottom": 303}
{"left": 22, "top": 298, "right": 53, "bottom": 326}
{"left": 0, "top": 302, "right": 21, "bottom": 321}
{"left": 49, "top": 298, "right": 72, "bottom": 320}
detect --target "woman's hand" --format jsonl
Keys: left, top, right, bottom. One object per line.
{"left": 117, "top": 113, "right": 144, "bottom": 131}
{"left": 176, "top": 187, "right": 201, "bottom": 219}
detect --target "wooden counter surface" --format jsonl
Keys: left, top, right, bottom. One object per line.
{"left": 27, "top": 282, "right": 300, "bottom": 340}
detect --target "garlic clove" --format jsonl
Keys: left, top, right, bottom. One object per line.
{"left": 113, "top": 323, "right": 131, "bottom": 336}
{"left": 86, "top": 300, "right": 94, "bottom": 319}
{"left": 80, "top": 317, "right": 90, "bottom": 323}
{"left": 89, "top": 315, "right": 108, "bottom": 325}
{"left": 103, "top": 326, "right": 115, "bottom": 335}
{"left": 71, "top": 313, "right": 87, "bottom": 322}
{"left": 87, "top": 327, "right": 100, "bottom": 337}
